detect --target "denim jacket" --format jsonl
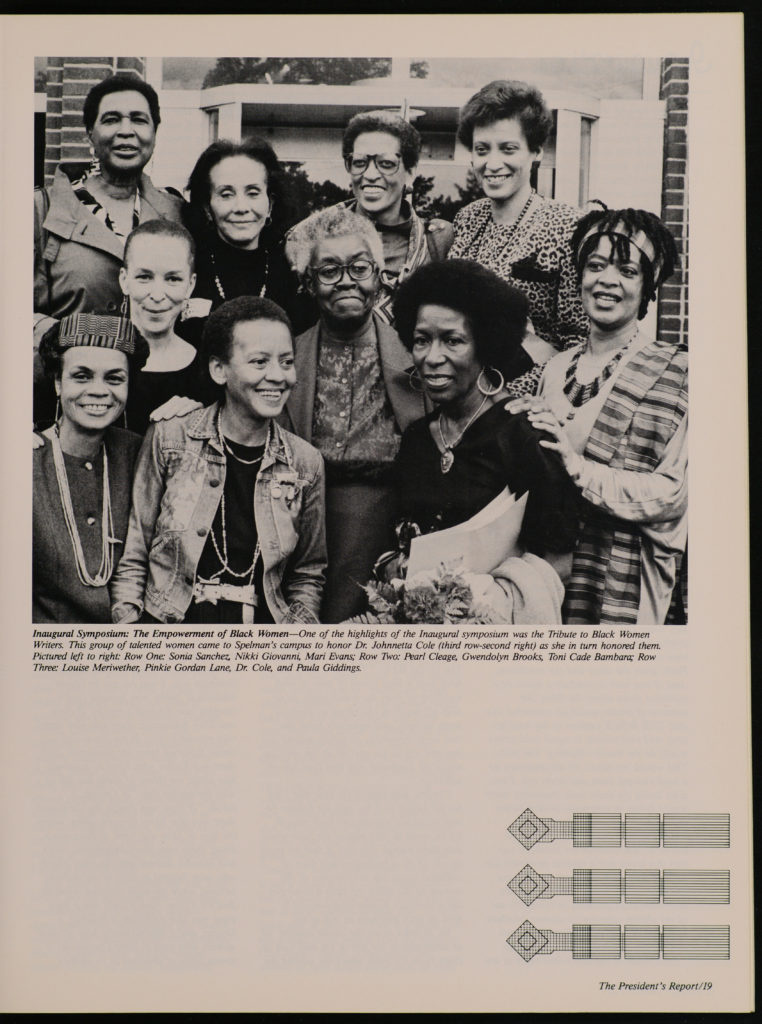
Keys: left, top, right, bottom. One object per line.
{"left": 111, "top": 404, "right": 326, "bottom": 624}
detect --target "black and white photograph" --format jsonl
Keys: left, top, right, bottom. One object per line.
{"left": 32, "top": 52, "right": 689, "bottom": 626}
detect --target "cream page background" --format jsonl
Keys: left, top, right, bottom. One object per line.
{"left": 0, "top": 13, "right": 752, "bottom": 1013}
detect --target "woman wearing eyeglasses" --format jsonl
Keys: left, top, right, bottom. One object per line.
{"left": 293, "top": 110, "right": 453, "bottom": 327}
{"left": 285, "top": 205, "right": 427, "bottom": 621}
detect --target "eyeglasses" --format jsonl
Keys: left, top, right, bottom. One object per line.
{"left": 310, "top": 259, "right": 377, "bottom": 286}
{"left": 344, "top": 153, "right": 402, "bottom": 176}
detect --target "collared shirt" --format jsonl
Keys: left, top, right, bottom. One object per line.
{"left": 312, "top": 317, "right": 401, "bottom": 481}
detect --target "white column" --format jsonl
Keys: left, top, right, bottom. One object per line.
{"left": 554, "top": 108, "right": 582, "bottom": 205}
{"left": 216, "top": 101, "right": 243, "bottom": 142}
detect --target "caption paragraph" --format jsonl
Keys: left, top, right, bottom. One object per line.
{"left": 31, "top": 626, "right": 663, "bottom": 674}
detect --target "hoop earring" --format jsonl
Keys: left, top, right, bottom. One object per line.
{"left": 477, "top": 366, "right": 504, "bottom": 397}
{"left": 407, "top": 367, "right": 424, "bottom": 393}
{"left": 120, "top": 294, "right": 130, "bottom": 318}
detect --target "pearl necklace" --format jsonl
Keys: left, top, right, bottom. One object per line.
{"left": 436, "top": 395, "right": 489, "bottom": 474}
{"left": 210, "top": 248, "right": 269, "bottom": 301}
{"left": 50, "top": 428, "right": 117, "bottom": 587}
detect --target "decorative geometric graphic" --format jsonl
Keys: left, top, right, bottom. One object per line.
{"left": 506, "top": 920, "right": 550, "bottom": 962}
{"left": 507, "top": 808, "right": 550, "bottom": 849}
{"left": 507, "top": 923, "right": 730, "bottom": 962}
{"left": 507, "top": 809, "right": 730, "bottom": 849}
{"left": 507, "top": 867, "right": 730, "bottom": 906}
{"left": 508, "top": 864, "right": 551, "bottom": 905}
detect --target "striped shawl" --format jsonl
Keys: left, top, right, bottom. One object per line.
{"left": 563, "top": 338, "right": 688, "bottom": 624}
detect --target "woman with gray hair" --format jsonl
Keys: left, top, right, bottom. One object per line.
{"left": 285, "top": 205, "right": 427, "bottom": 621}
{"left": 290, "top": 109, "right": 453, "bottom": 327}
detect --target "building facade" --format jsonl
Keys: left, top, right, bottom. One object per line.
{"left": 35, "top": 55, "right": 688, "bottom": 344}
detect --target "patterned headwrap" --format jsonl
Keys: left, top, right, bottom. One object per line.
{"left": 577, "top": 220, "right": 661, "bottom": 279}
{"left": 57, "top": 313, "right": 137, "bottom": 355}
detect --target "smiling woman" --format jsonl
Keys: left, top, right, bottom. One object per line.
{"left": 287, "top": 109, "right": 453, "bottom": 330}
{"left": 118, "top": 220, "right": 211, "bottom": 434}
{"left": 110, "top": 296, "right": 327, "bottom": 625}
{"left": 179, "top": 138, "right": 301, "bottom": 344}
{"left": 519, "top": 207, "right": 687, "bottom": 624}
{"left": 33, "top": 74, "right": 183, "bottom": 355}
{"left": 33, "top": 314, "right": 149, "bottom": 622}
{"left": 448, "top": 80, "right": 588, "bottom": 392}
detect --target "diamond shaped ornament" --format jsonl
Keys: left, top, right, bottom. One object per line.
{"left": 507, "top": 920, "right": 550, "bottom": 961}
{"left": 508, "top": 864, "right": 549, "bottom": 905}
{"left": 508, "top": 808, "right": 550, "bottom": 849}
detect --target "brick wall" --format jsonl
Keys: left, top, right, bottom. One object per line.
{"left": 43, "top": 57, "right": 146, "bottom": 186}
{"left": 659, "top": 58, "right": 689, "bottom": 347}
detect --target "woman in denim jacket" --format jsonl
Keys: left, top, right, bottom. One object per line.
{"left": 111, "top": 296, "right": 326, "bottom": 624}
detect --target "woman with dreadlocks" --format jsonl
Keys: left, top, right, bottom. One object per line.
{"left": 510, "top": 207, "right": 687, "bottom": 625}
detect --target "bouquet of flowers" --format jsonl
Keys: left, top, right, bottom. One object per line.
{"left": 352, "top": 561, "right": 502, "bottom": 625}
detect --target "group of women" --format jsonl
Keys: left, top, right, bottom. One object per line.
{"left": 33, "top": 73, "right": 688, "bottom": 627}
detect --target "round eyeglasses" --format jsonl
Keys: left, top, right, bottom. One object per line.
{"left": 344, "top": 153, "right": 402, "bottom": 176}
{"left": 310, "top": 258, "right": 377, "bottom": 286}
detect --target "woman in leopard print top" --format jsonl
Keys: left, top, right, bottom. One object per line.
{"left": 448, "top": 80, "right": 588, "bottom": 395}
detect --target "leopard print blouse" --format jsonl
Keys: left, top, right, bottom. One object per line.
{"left": 449, "top": 194, "right": 589, "bottom": 354}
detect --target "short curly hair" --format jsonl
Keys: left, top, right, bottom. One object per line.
{"left": 571, "top": 206, "right": 679, "bottom": 320}
{"left": 202, "top": 295, "right": 293, "bottom": 367}
{"left": 39, "top": 317, "right": 150, "bottom": 380}
{"left": 342, "top": 110, "right": 422, "bottom": 172}
{"left": 82, "top": 74, "right": 161, "bottom": 133}
{"left": 457, "top": 80, "right": 552, "bottom": 153}
{"left": 393, "top": 260, "right": 528, "bottom": 378}
{"left": 185, "top": 137, "right": 292, "bottom": 247}
{"left": 285, "top": 205, "right": 385, "bottom": 279}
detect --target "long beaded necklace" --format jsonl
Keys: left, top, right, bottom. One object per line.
{"left": 562, "top": 327, "right": 639, "bottom": 420}
{"left": 206, "top": 414, "right": 268, "bottom": 582}
{"left": 436, "top": 394, "right": 489, "bottom": 474}
{"left": 210, "top": 248, "right": 269, "bottom": 302}
{"left": 466, "top": 188, "right": 536, "bottom": 259}
{"left": 50, "top": 427, "right": 117, "bottom": 587}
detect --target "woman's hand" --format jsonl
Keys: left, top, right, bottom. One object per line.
{"left": 525, "top": 406, "right": 584, "bottom": 482}
{"left": 504, "top": 394, "right": 549, "bottom": 416}
{"left": 149, "top": 396, "right": 204, "bottom": 422}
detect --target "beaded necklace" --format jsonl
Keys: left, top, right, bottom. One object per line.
{"left": 50, "top": 428, "right": 117, "bottom": 587}
{"left": 205, "top": 414, "right": 268, "bottom": 582}
{"left": 210, "top": 248, "right": 269, "bottom": 302}
{"left": 563, "top": 327, "right": 639, "bottom": 417}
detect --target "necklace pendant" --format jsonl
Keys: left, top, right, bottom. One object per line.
{"left": 440, "top": 449, "right": 455, "bottom": 474}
